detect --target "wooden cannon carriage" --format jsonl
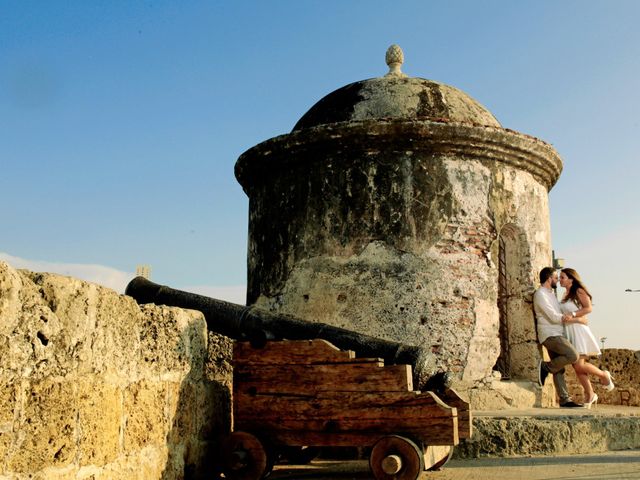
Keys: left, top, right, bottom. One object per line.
{"left": 123, "top": 277, "right": 471, "bottom": 478}
{"left": 221, "top": 339, "right": 472, "bottom": 480}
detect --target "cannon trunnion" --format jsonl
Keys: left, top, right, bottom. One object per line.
{"left": 223, "top": 339, "right": 471, "bottom": 480}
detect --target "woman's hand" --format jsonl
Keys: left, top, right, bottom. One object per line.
{"left": 574, "top": 316, "right": 588, "bottom": 325}
{"left": 562, "top": 312, "right": 588, "bottom": 325}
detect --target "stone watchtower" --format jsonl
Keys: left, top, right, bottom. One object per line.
{"left": 235, "top": 46, "right": 562, "bottom": 396}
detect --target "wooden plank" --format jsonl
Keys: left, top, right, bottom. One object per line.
{"left": 234, "top": 391, "right": 458, "bottom": 446}
{"left": 249, "top": 430, "right": 455, "bottom": 449}
{"left": 234, "top": 390, "right": 454, "bottom": 422}
{"left": 234, "top": 339, "right": 358, "bottom": 365}
{"left": 437, "top": 388, "right": 472, "bottom": 439}
{"left": 234, "top": 416, "right": 458, "bottom": 445}
{"left": 234, "top": 340, "right": 388, "bottom": 367}
{"left": 235, "top": 418, "right": 458, "bottom": 448}
{"left": 423, "top": 445, "right": 453, "bottom": 471}
{"left": 240, "top": 430, "right": 392, "bottom": 448}
{"left": 234, "top": 363, "right": 412, "bottom": 394}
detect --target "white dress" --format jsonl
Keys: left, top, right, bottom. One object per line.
{"left": 560, "top": 300, "right": 601, "bottom": 356}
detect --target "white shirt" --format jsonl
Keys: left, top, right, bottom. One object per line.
{"left": 533, "top": 287, "right": 564, "bottom": 343}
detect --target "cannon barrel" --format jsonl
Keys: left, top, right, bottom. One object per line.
{"left": 125, "top": 276, "right": 438, "bottom": 389}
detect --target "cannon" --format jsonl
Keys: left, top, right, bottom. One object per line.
{"left": 125, "top": 276, "right": 438, "bottom": 390}
{"left": 125, "top": 277, "right": 472, "bottom": 479}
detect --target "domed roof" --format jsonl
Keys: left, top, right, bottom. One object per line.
{"left": 293, "top": 45, "right": 500, "bottom": 131}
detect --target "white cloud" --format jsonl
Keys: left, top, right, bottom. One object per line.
{"left": 0, "top": 252, "right": 133, "bottom": 293}
{"left": 0, "top": 252, "right": 247, "bottom": 304}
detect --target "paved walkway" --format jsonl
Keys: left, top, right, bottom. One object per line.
{"left": 474, "top": 404, "right": 640, "bottom": 418}
{"left": 271, "top": 451, "right": 640, "bottom": 479}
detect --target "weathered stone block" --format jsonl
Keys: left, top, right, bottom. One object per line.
{"left": 467, "top": 380, "right": 541, "bottom": 410}
{"left": 28, "top": 467, "right": 80, "bottom": 480}
{"left": 0, "top": 381, "right": 17, "bottom": 472}
{"left": 8, "top": 380, "right": 77, "bottom": 472}
{"left": 77, "top": 378, "right": 122, "bottom": 465}
{"left": 456, "top": 413, "right": 640, "bottom": 458}
{"left": 507, "top": 342, "right": 539, "bottom": 380}
{"left": 138, "top": 305, "right": 207, "bottom": 381}
{"left": 123, "top": 380, "right": 168, "bottom": 453}
{"left": 458, "top": 417, "right": 573, "bottom": 457}
{"left": 204, "top": 332, "right": 233, "bottom": 386}
{"left": 98, "top": 446, "right": 167, "bottom": 479}
{"left": 166, "top": 380, "right": 194, "bottom": 445}
{"left": 164, "top": 378, "right": 225, "bottom": 478}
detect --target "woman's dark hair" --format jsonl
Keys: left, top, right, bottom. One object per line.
{"left": 561, "top": 268, "right": 592, "bottom": 304}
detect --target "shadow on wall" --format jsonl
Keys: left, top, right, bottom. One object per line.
{"left": 161, "top": 326, "right": 233, "bottom": 479}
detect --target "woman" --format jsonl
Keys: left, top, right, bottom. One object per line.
{"left": 559, "top": 268, "right": 614, "bottom": 408}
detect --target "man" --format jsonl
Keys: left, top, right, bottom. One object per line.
{"left": 534, "top": 267, "right": 582, "bottom": 407}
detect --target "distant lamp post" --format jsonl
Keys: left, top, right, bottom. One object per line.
{"left": 136, "top": 265, "right": 152, "bottom": 279}
{"left": 551, "top": 251, "right": 564, "bottom": 299}
{"left": 552, "top": 250, "right": 564, "bottom": 270}
{"left": 600, "top": 336, "right": 607, "bottom": 351}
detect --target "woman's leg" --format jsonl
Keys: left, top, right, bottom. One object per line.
{"left": 573, "top": 358, "right": 594, "bottom": 401}
{"left": 575, "top": 357, "right": 610, "bottom": 385}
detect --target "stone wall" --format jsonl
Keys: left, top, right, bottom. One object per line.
{"left": 565, "top": 349, "right": 640, "bottom": 406}
{"left": 0, "top": 261, "right": 232, "bottom": 479}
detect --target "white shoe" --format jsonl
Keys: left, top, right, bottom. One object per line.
{"left": 584, "top": 393, "right": 598, "bottom": 409}
{"left": 603, "top": 371, "right": 615, "bottom": 392}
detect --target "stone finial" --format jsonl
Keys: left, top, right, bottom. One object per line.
{"left": 385, "top": 44, "right": 407, "bottom": 77}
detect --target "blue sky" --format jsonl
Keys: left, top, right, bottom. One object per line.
{"left": 2, "top": 1, "right": 639, "bottom": 349}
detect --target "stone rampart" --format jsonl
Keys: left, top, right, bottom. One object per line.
{"left": 0, "top": 261, "right": 232, "bottom": 479}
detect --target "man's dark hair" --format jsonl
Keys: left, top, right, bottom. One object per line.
{"left": 539, "top": 267, "right": 555, "bottom": 284}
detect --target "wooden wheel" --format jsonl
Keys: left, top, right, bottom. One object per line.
{"left": 221, "top": 431, "right": 274, "bottom": 480}
{"left": 369, "top": 435, "right": 424, "bottom": 480}
{"left": 425, "top": 445, "right": 453, "bottom": 471}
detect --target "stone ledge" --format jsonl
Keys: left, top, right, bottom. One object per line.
{"left": 455, "top": 406, "right": 640, "bottom": 458}
{"left": 236, "top": 119, "right": 563, "bottom": 191}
